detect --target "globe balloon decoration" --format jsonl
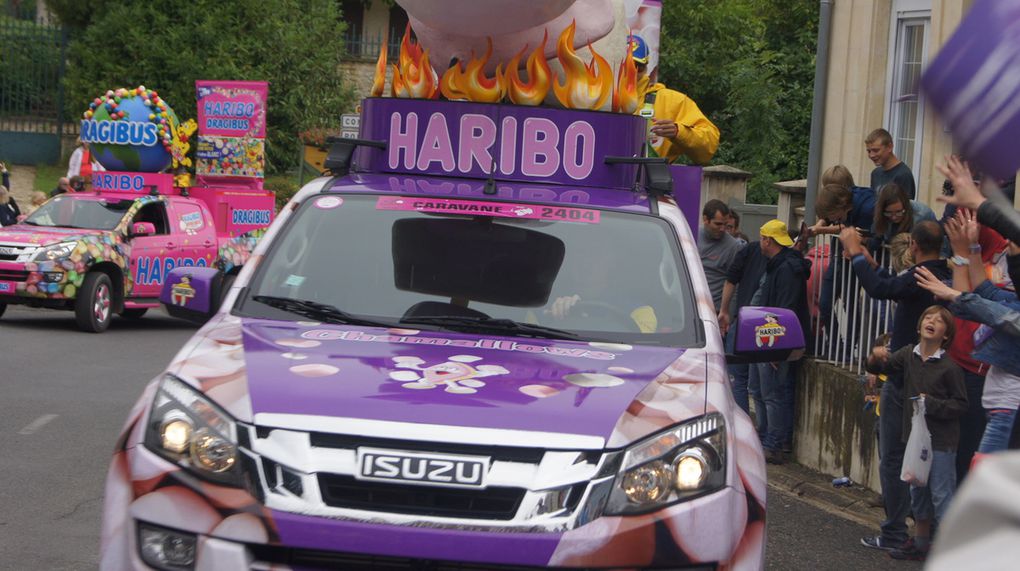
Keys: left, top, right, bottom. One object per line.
{"left": 80, "top": 86, "right": 182, "bottom": 173}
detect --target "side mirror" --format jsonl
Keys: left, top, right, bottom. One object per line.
{"left": 727, "top": 306, "right": 805, "bottom": 364}
{"left": 160, "top": 267, "right": 223, "bottom": 323}
{"left": 131, "top": 221, "right": 156, "bottom": 237}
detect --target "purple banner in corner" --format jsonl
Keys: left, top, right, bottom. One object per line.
{"left": 920, "top": 0, "right": 1020, "bottom": 179}
{"left": 355, "top": 98, "right": 646, "bottom": 189}
{"left": 670, "top": 165, "right": 703, "bottom": 236}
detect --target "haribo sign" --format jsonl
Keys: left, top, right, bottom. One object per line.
{"left": 195, "top": 80, "right": 268, "bottom": 179}
{"left": 80, "top": 86, "right": 186, "bottom": 173}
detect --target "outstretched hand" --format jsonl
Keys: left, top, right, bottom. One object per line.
{"left": 936, "top": 155, "right": 985, "bottom": 210}
{"left": 914, "top": 265, "right": 961, "bottom": 302}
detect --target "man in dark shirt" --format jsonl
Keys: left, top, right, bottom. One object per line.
{"left": 50, "top": 177, "right": 70, "bottom": 197}
{"left": 866, "top": 128, "right": 916, "bottom": 199}
{"left": 718, "top": 240, "right": 768, "bottom": 421}
{"left": 841, "top": 220, "right": 951, "bottom": 552}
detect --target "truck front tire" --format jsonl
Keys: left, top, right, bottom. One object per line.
{"left": 75, "top": 272, "right": 114, "bottom": 333}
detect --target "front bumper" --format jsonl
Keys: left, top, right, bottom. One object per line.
{"left": 102, "top": 435, "right": 763, "bottom": 570}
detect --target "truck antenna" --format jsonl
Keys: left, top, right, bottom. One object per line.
{"left": 483, "top": 157, "right": 497, "bottom": 195}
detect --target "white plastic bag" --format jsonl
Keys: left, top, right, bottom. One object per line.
{"left": 901, "top": 397, "right": 933, "bottom": 486}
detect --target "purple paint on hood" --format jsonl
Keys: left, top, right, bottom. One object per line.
{"left": 271, "top": 509, "right": 560, "bottom": 566}
{"left": 240, "top": 318, "right": 688, "bottom": 440}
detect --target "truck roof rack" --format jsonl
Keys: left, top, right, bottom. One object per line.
{"left": 324, "top": 137, "right": 387, "bottom": 177}
{"left": 603, "top": 156, "right": 674, "bottom": 197}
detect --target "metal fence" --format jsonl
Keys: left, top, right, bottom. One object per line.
{"left": 808, "top": 234, "right": 897, "bottom": 374}
{"left": 343, "top": 25, "right": 403, "bottom": 62}
{"left": 0, "top": 1, "right": 71, "bottom": 163}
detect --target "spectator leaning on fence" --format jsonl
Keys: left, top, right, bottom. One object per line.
{"left": 872, "top": 183, "right": 937, "bottom": 249}
{"left": 844, "top": 220, "right": 951, "bottom": 554}
{"left": 867, "top": 305, "right": 967, "bottom": 562}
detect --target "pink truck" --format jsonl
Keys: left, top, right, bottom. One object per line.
{"left": 0, "top": 173, "right": 272, "bottom": 332}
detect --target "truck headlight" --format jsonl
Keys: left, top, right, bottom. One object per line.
{"left": 604, "top": 413, "right": 726, "bottom": 515}
{"left": 143, "top": 375, "right": 241, "bottom": 486}
{"left": 32, "top": 241, "right": 78, "bottom": 262}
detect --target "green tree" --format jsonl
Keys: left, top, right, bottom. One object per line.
{"left": 49, "top": 0, "right": 357, "bottom": 173}
{"left": 659, "top": 0, "right": 819, "bottom": 204}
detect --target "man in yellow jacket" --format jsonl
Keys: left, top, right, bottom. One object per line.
{"left": 628, "top": 35, "right": 720, "bottom": 165}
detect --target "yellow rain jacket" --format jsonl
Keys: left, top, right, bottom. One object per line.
{"left": 642, "top": 82, "right": 720, "bottom": 166}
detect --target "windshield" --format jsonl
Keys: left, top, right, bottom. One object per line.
{"left": 240, "top": 194, "right": 701, "bottom": 347}
{"left": 24, "top": 195, "right": 134, "bottom": 230}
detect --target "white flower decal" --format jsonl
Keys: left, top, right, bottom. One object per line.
{"left": 388, "top": 355, "right": 510, "bottom": 394}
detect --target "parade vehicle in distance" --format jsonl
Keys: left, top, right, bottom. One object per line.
{"left": 100, "top": 92, "right": 805, "bottom": 570}
{"left": 0, "top": 82, "right": 273, "bottom": 332}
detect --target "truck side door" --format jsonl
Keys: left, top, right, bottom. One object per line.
{"left": 168, "top": 199, "right": 217, "bottom": 269}
{"left": 127, "top": 200, "right": 174, "bottom": 300}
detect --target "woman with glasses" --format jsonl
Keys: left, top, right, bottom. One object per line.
{"left": 872, "top": 183, "right": 937, "bottom": 250}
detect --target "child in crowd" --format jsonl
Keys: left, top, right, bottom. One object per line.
{"left": 867, "top": 306, "right": 967, "bottom": 561}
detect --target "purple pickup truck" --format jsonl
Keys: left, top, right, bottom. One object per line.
{"left": 100, "top": 98, "right": 804, "bottom": 570}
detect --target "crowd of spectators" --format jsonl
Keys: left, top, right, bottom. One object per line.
{"left": 704, "top": 128, "right": 1020, "bottom": 562}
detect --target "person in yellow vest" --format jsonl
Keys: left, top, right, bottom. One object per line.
{"left": 628, "top": 35, "right": 720, "bottom": 165}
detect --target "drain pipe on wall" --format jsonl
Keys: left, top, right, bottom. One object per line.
{"left": 804, "top": 0, "right": 834, "bottom": 229}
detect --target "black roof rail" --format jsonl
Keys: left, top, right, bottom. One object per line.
{"left": 603, "top": 156, "right": 674, "bottom": 198}
{"left": 324, "top": 137, "right": 387, "bottom": 177}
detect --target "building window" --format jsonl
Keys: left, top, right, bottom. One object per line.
{"left": 886, "top": 3, "right": 930, "bottom": 177}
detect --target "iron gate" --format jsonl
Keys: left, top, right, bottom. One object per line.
{"left": 0, "top": 1, "right": 69, "bottom": 164}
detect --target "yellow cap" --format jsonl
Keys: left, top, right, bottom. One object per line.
{"left": 760, "top": 219, "right": 794, "bottom": 247}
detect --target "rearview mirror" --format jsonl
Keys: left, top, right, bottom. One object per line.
{"left": 727, "top": 306, "right": 805, "bottom": 364}
{"left": 131, "top": 221, "right": 156, "bottom": 237}
{"left": 160, "top": 267, "right": 223, "bottom": 323}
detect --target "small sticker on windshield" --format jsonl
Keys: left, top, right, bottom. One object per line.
{"left": 376, "top": 196, "right": 600, "bottom": 223}
{"left": 284, "top": 274, "right": 306, "bottom": 287}
{"left": 315, "top": 196, "right": 344, "bottom": 209}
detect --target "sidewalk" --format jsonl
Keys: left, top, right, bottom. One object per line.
{"left": 768, "top": 462, "right": 886, "bottom": 530}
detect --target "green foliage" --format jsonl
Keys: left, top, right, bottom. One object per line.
{"left": 53, "top": 0, "right": 357, "bottom": 174}
{"left": 659, "top": 0, "right": 818, "bottom": 204}
{"left": 33, "top": 162, "right": 66, "bottom": 194}
{"left": 0, "top": 15, "right": 63, "bottom": 116}
{"left": 264, "top": 175, "right": 300, "bottom": 211}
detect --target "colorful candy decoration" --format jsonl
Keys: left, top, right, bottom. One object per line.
{"left": 81, "top": 86, "right": 187, "bottom": 173}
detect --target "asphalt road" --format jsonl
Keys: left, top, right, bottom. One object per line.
{"left": 0, "top": 305, "right": 922, "bottom": 570}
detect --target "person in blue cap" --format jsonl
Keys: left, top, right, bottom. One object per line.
{"left": 627, "top": 35, "right": 720, "bottom": 165}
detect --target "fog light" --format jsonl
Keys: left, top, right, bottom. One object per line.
{"left": 190, "top": 428, "right": 237, "bottom": 473}
{"left": 673, "top": 451, "right": 707, "bottom": 490}
{"left": 622, "top": 460, "right": 673, "bottom": 503}
{"left": 160, "top": 418, "right": 193, "bottom": 454}
{"left": 138, "top": 523, "right": 196, "bottom": 570}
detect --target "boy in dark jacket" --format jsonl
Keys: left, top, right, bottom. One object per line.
{"left": 868, "top": 305, "right": 968, "bottom": 561}
{"left": 753, "top": 220, "right": 812, "bottom": 463}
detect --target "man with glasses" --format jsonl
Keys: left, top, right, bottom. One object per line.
{"left": 866, "top": 128, "right": 916, "bottom": 199}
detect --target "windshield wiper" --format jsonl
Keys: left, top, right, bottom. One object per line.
{"left": 252, "top": 295, "right": 394, "bottom": 328}
{"left": 399, "top": 315, "right": 581, "bottom": 341}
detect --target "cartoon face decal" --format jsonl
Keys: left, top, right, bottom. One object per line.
{"left": 754, "top": 313, "right": 786, "bottom": 348}
{"left": 388, "top": 355, "right": 510, "bottom": 394}
{"left": 170, "top": 275, "right": 195, "bottom": 306}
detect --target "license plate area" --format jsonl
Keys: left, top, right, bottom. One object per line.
{"left": 356, "top": 447, "right": 489, "bottom": 489}
{"left": 0, "top": 280, "right": 15, "bottom": 294}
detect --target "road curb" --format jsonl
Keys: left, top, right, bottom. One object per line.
{"left": 767, "top": 462, "right": 886, "bottom": 530}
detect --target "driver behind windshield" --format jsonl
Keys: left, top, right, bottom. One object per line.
{"left": 542, "top": 253, "right": 659, "bottom": 334}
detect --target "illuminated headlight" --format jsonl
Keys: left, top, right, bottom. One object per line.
{"left": 144, "top": 375, "right": 241, "bottom": 485}
{"left": 32, "top": 241, "right": 78, "bottom": 262}
{"left": 605, "top": 413, "right": 726, "bottom": 515}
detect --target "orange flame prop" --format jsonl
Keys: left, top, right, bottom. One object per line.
{"left": 504, "top": 31, "right": 552, "bottom": 106}
{"left": 370, "top": 30, "right": 387, "bottom": 97}
{"left": 391, "top": 23, "right": 438, "bottom": 99}
{"left": 553, "top": 21, "right": 612, "bottom": 110}
{"left": 612, "top": 43, "right": 640, "bottom": 114}
{"left": 440, "top": 38, "right": 504, "bottom": 103}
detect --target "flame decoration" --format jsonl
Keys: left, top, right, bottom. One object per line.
{"left": 503, "top": 31, "right": 552, "bottom": 106}
{"left": 440, "top": 37, "right": 505, "bottom": 103}
{"left": 553, "top": 21, "right": 612, "bottom": 110}
{"left": 391, "top": 23, "right": 439, "bottom": 99}
{"left": 612, "top": 41, "right": 640, "bottom": 114}
{"left": 370, "top": 29, "right": 388, "bottom": 97}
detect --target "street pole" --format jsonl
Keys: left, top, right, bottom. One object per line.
{"left": 804, "top": 0, "right": 834, "bottom": 232}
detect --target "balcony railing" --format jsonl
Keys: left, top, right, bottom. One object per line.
{"left": 343, "top": 26, "right": 402, "bottom": 62}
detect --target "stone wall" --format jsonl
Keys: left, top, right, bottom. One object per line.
{"left": 793, "top": 359, "right": 881, "bottom": 492}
